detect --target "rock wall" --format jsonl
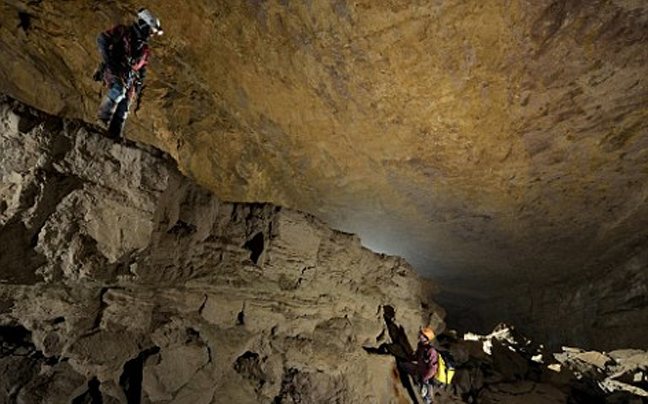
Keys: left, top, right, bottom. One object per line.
{"left": 1, "top": 0, "right": 647, "bottom": 355}
{"left": 1, "top": 0, "right": 647, "bottom": 319}
{"left": 484, "top": 246, "right": 648, "bottom": 351}
{"left": 0, "top": 99, "right": 439, "bottom": 403}
{"left": 2, "top": 96, "right": 648, "bottom": 404}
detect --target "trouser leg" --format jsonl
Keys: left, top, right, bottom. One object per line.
{"left": 98, "top": 77, "right": 126, "bottom": 124}
{"left": 420, "top": 381, "right": 433, "bottom": 404}
{"left": 397, "top": 362, "right": 433, "bottom": 403}
{"left": 108, "top": 97, "right": 132, "bottom": 138}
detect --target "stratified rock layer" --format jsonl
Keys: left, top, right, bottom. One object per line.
{"left": 0, "top": 100, "right": 437, "bottom": 403}
{"left": 1, "top": 0, "right": 647, "bottom": 347}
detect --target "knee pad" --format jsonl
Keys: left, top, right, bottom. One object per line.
{"left": 107, "top": 81, "right": 127, "bottom": 104}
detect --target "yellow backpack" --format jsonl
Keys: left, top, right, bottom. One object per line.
{"left": 434, "top": 351, "right": 455, "bottom": 384}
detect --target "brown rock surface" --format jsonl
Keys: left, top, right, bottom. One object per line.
{"left": 1, "top": 0, "right": 647, "bottom": 346}
{"left": 2, "top": 92, "right": 648, "bottom": 403}
{"left": 0, "top": 99, "right": 436, "bottom": 403}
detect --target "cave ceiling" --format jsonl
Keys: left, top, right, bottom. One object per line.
{"left": 1, "top": 0, "right": 647, "bottom": 304}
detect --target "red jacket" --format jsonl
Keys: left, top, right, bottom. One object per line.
{"left": 97, "top": 24, "right": 150, "bottom": 81}
{"left": 415, "top": 342, "right": 439, "bottom": 382}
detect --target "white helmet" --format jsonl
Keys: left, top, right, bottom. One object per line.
{"left": 137, "top": 8, "right": 163, "bottom": 36}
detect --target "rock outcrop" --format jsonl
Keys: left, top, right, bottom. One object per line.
{"left": 0, "top": 99, "right": 439, "bottom": 403}
{"left": 1, "top": 1, "right": 647, "bottom": 348}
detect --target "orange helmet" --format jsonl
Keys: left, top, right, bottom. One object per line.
{"left": 420, "top": 328, "right": 435, "bottom": 341}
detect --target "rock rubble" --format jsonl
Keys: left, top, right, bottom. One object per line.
{"left": 427, "top": 324, "right": 648, "bottom": 403}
